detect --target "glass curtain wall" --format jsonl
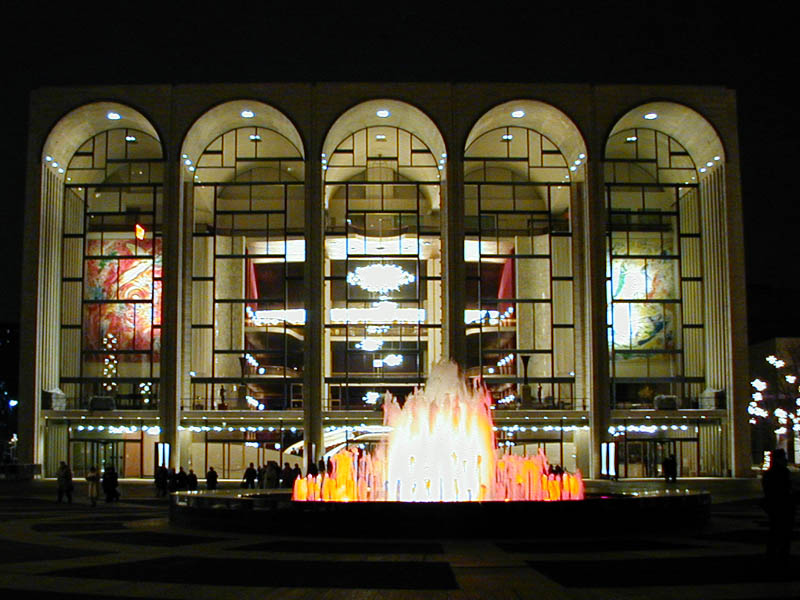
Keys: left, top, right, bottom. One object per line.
{"left": 323, "top": 126, "right": 442, "bottom": 409}
{"left": 190, "top": 127, "right": 305, "bottom": 410}
{"left": 605, "top": 128, "right": 704, "bottom": 409}
{"left": 464, "top": 126, "right": 576, "bottom": 409}
{"left": 61, "top": 129, "right": 164, "bottom": 409}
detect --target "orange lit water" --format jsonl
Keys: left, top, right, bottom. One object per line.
{"left": 293, "top": 362, "right": 584, "bottom": 502}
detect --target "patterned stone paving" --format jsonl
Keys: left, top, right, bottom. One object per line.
{"left": 0, "top": 480, "right": 797, "bottom": 599}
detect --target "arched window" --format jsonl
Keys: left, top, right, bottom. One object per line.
{"left": 189, "top": 125, "right": 305, "bottom": 412}
{"left": 323, "top": 112, "right": 444, "bottom": 409}
{"left": 605, "top": 126, "right": 706, "bottom": 409}
{"left": 464, "top": 123, "right": 577, "bottom": 409}
{"left": 60, "top": 127, "right": 164, "bottom": 408}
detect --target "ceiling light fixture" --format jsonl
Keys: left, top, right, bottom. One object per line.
{"left": 106, "top": 111, "right": 121, "bottom": 120}
{"left": 511, "top": 110, "right": 525, "bottom": 118}
{"left": 376, "top": 109, "right": 390, "bottom": 118}
{"left": 643, "top": 112, "right": 658, "bottom": 120}
{"left": 347, "top": 263, "right": 415, "bottom": 294}
{"left": 241, "top": 110, "right": 255, "bottom": 118}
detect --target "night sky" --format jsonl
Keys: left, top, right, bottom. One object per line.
{"left": 3, "top": 4, "right": 797, "bottom": 344}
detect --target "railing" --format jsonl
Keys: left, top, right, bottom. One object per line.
{"left": 45, "top": 396, "right": 159, "bottom": 411}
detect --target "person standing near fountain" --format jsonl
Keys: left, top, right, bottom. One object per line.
{"left": 762, "top": 449, "right": 795, "bottom": 561}
{"left": 242, "top": 462, "right": 257, "bottom": 489}
{"left": 205, "top": 466, "right": 218, "bottom": 490}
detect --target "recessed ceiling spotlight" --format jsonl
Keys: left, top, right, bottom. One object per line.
{"left": 574, "top": 159, "right": 582, "bottom": 165}
{"left": 375, "top": 134, "right": 386, "bottom": 141}
{"left": 125, "top": 135, "right": 137, "bottom": 142}
{"left": 241, "top": 110, "right": 255, "bottom": 118}
{"left": 706, "top": 161, "right": 713, "bottom": 167}
{"left": 643, "top": 112, "right": 658, "bottom": 120}
{"left": 714, "top": 155, "right": 721, "bottom": 161}
{"left": 57, "top": 168, "right": 64, "bottom": 173}
{"left": 376, "top": 109, "right": 391, "bottom": 118}
{"left": 578, "top": 153, "right": 586, "bottom": 159}
{"left": 52, "top": 162, "right": 59, "bottom": 168}
{"left": 511, "top": 110, "right": 525, "bottom": 118}
{"left": 502, "top": 134, "right": 513, "bottom": 141}
{"left": 184, "top": 158, "right": 192, "bottom": 165}
{"left": 106, "top": 111, "right": 121, "bottom": 120}
{"left": 249, "top": 134, "right": 261, "bottom": 141}
{"left": 570, "top": 166, "right": 577, "bottom": 172}
{"left": 45, "top": 155, "right": 52, "bottom": 162}
{"left": 699, "top": 167, "right": 707, "bottom": 173}
{"left": 626, "top": 136, "right": 638, "bottom": 143}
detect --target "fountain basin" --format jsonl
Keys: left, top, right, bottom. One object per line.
{"left": 169, "top": 488, "right": 711, "bottom": 538}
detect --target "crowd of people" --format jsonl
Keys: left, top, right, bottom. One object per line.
{"left": 151, "top": 460, "right": 314, "bottom": 494}
{"left": 56, "top": 461, "right": 120, "bottom": 505}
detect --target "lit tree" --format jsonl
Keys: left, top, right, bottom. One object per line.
{"left": 749, "top": 351, "right": 800, "bottom": 464}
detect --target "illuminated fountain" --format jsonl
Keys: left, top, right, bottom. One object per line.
{"left": 293, "top": 362, "right": 584, "bottom": 502}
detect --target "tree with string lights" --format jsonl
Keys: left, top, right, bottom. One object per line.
{"left": 749, "top": 349, "right": 800, "bottom": 466}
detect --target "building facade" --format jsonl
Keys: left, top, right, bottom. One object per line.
{"left": 19, "top": 83, "right": 751, "bottom": 479}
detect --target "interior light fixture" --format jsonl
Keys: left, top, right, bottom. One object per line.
{"left": 511, "top": 110, "right": 525, "bottom": 118}
{"left": 643, "top": 112, "right": 658, "bottom": 120}
{"left": 241, "top": 109, "right": 255, "bottom": 118}
{"left": 376, "top": 109, "right": 391, "bottom": 118}
{"left": 375, "top": 134, "right": 386, "bottom": 140}
{"left": 45, "top": 155, "right": 52, "bottom": 162}
{"left": 106, "top": 111, "right": 121, "bottom": 120}
{"left": 626, "top": 136, "right": 638, "bottom": 142}
{"left": 347, "top": 263, "right": 415, "bottom": 294}
{"left": 250, "top": 134, "right": 261, "bottom": 141}
{"left": 125, "top": 135, "right": 137, "bottom": 142}
{"left": 502, "top": 134, "right": 513, "bottom": 141}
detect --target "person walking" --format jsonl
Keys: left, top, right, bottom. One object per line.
{"left": 56, "top": 461, "right": 74, "bottom": 504}
{"left": 85, "top": 465, "right": 100, "bottom": 507}
{"left": 206, "top": 466, "right": 218, "bottom": 490}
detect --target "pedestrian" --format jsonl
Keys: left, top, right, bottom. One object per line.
{"left": 280, "top": 462, "right": 295, "bottom": 488}
{"left": 206, "top": 466, "right": 218, "bottom": 490}
{"left": 762, "top": 448, "right": 795, "bottom": 562}
{"left": 292, "top": 462, "right": 302, "bottom": 483}
{"left": 102, "top": 465, "right": 120, "bottom": 502}
{"left": 265, "top": 461, "right": 279, "bottom": 489}
{"left": 167, "top": 467, "right": 178, "bottom": 492}
{"left": 154, "top": 464, "right": 168, "bottom": 497}
{"left": 187, "top": 469, "right": 198, "bottom": 491}
{"left": 257, "top": 464, "right": 266, "bottom": 488}
{"left": 56, "top": 461, "right": 74, "bottom": 504}
{"left": 176, "top": 466, "right": 188, "bottom": 490}
{"left": 243, "top": 462, "right": 257, "bottom": 489}
{"left": 85, "top": 465, "right": 100, "bottom": 507}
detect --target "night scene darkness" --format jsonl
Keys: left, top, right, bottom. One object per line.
{"left": 0, "top": 4, "right": 798, "bottom": 599}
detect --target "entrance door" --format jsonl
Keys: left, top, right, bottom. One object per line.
{"left": 70, "top": 441, "right": 124, "bottom": 478}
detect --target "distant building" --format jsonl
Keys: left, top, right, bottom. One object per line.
{"left": 19, "top": 83, "right": 750, "bottom": 479}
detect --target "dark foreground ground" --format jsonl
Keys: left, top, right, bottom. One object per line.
{"left": 0, "top": 478, "right": 797, "bottom": 599}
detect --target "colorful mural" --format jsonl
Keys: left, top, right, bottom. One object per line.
{"left": 609, "top": 237, "right": 676, "bottom": 354}
{"left": 83, "top": 238, "right": 162, "bottom": 359}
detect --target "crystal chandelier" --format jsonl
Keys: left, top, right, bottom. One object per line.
{"left": 346, "top": 263, "right": 415, "bottom": 294}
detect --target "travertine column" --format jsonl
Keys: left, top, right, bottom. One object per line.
{"left": 159, "top": 156, "right": 181, "bottom": 469}
{"left": 303, "top": 129, "right": 323, "bottom": 470}
{"left": 585, "top": 159, "right": 610, "bottom": 479}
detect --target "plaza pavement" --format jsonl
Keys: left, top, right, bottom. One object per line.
{"left": 0, "top": 477, "right": 797, "bottom": 599}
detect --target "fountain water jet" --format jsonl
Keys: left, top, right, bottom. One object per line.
{"left": 294, "top": 362, "right": 584, "bottom": 502}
